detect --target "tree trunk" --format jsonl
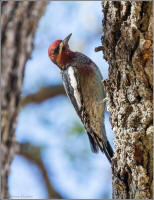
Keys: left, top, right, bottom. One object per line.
{"left": 1, "top": 2, "right": 47, "bottom": 198}
{"left": 102, "top": 1, "right": 153, "bottom": 199}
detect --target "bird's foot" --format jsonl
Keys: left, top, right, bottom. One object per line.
{"left": 96, "top": 97, "right": 108, "bottom": 105}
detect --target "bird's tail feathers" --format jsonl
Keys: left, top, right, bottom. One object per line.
{"left": 87, "top": 130, "right": 113, "bottom": 163}
{"left": 95, "top": 136, "right": 113, "bottom": 163}
{"left": 87, "top": 133, "right": 99, "bottom": 153}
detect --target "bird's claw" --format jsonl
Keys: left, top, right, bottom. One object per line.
{"left": 96, "top": 98, "right": 108, "bottom": 105}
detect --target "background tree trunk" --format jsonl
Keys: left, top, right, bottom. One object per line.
{"left": 102, "top": 1, "right": 153, "bottom": 199}
{"left": 1, "top": 2, "right": 47, "bottom": 198}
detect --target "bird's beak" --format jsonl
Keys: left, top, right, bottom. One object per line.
{"left": 63, "top": 33, "right": 72, "bottom": 46}
{"left": 59, "top": 33, "right": 72, "bottom": 55}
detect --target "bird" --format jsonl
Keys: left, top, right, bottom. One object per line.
{"left": 48, "top": 33, "right": 113, "bottom": 163}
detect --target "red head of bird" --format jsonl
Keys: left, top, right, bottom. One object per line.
{"left": 48, "top": 33, "right": 74, "bottom": 67}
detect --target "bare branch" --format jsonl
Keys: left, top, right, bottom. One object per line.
{"left": 16, "top": 142, "right": 63, "bottom": 199}
{"left": 20, "top": 85, "right": 66, "bottom": 107}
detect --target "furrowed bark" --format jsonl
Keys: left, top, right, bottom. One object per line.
{"left": 102, "top": 1, "right": 153, "bottom": 199}
{"left": 1, "top": 2, "right": 47, "bottom": 198}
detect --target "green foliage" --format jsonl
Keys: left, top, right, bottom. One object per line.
{"left": 68, "top": 121, "right": 85, "bottom": 136}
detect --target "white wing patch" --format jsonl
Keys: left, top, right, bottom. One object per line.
{"left": 68, "top": 66, "right": 81, "bottom": 109}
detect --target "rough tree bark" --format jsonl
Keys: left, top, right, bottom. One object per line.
{"left": 101, "top": 1, "right": 153, "bottom": 199}
{"left": 1, "top": 2, "right": 47, "bottom": 198}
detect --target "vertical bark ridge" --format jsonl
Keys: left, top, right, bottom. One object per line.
{"left": 1, "top": 2, "right": 47, "bottom": 198}
{"left": 102, "top": 1, "right": 153, "bottom": 199}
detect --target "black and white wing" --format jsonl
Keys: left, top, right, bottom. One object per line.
{"left": 61, "top": 66, "right": 99, "bottom": 152}
{"left": 61, "top": 66, "right": 82, "bottom": 116}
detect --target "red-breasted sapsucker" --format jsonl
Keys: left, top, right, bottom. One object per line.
{"left": 48, "top": 33, "right": 113, "bottom": 163}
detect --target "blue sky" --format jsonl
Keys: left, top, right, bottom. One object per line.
{"left": 9, "top": 1, "right": 113, "bottom": 199}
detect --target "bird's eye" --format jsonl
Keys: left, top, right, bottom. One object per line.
{"left": 53, "top": 46, "right": 59, "bottom": 54}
